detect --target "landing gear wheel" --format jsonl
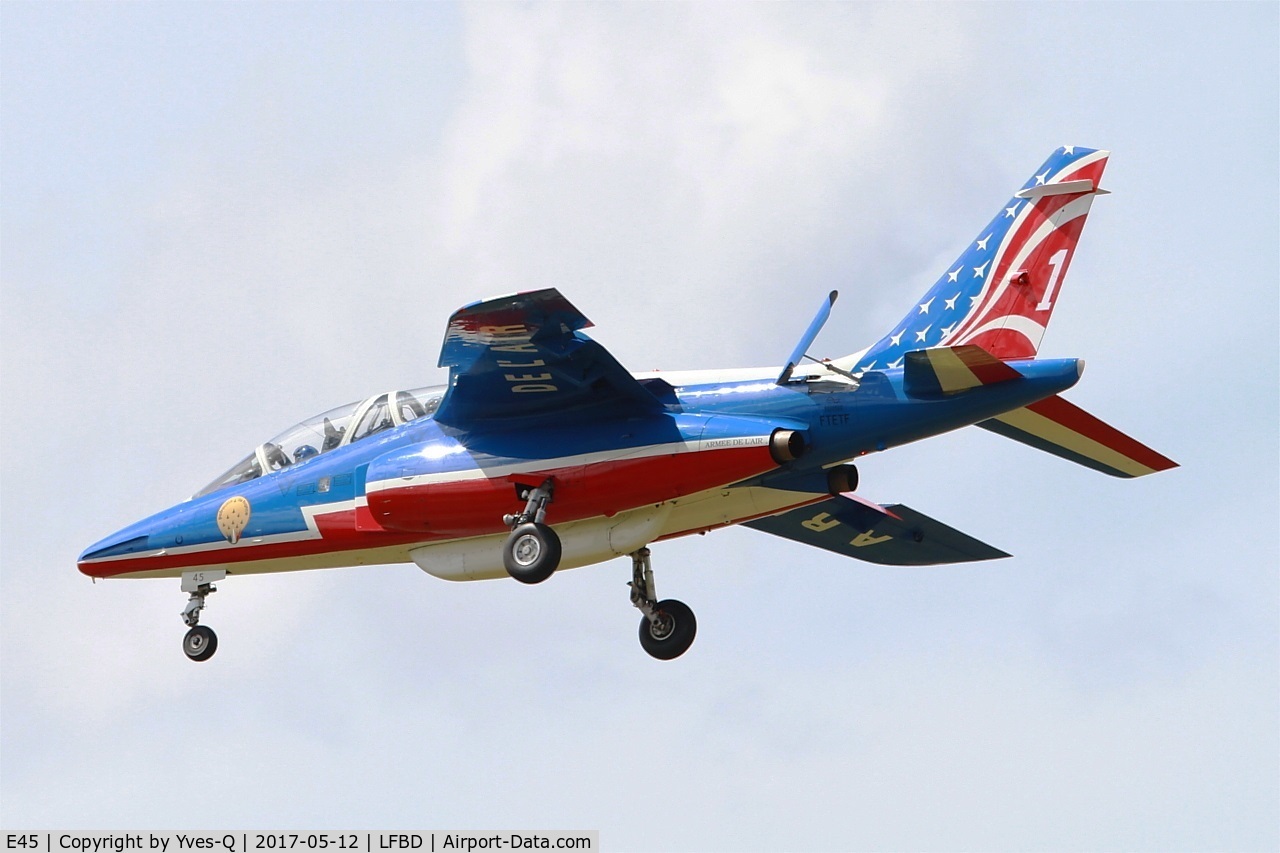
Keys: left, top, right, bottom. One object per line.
{"left": 638, "top": 598, "right": 696, "bottom": 660}
{"left": 183, "top": 625, "right": 218, "bottom": 662}
{"left": 503, "top": 521, "right": 562, "bottom": 584}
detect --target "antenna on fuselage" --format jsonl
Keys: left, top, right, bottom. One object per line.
{"left": 776, "top": 290, "right": 840, "bottom": 385}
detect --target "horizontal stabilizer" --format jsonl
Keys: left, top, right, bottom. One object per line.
{"left": 903, "top": 345, "right": 1023, "bottom": 397}
{"left": 743, "top": 493, "right": 1010, "bottom": 566}
{"left": 978, "top": 394, "right": 1178, "bottom": 478}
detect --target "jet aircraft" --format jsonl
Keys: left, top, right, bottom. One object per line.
{"left": 79, "top": 147, "right": 1177, "bottom": 662}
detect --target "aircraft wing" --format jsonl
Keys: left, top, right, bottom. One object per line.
{"left": 743, "top": 493, "right": 1010, "bottom": 566}
{"left": 434, "top": 288, "right": 663, "bottom": 427}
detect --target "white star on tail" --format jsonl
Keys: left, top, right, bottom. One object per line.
{"left": 1005, "top": 202, "right": 1020, "bottom": 218}
{"left": 947, "top": 267, "right": 961, "bottom": 283}
{"left": 976, "top": 234, "right": 991, "bottom": 251}
{"left": 918, "top": 297, "right": 935, "bottom": 314}
{"left": 973, "top": 260, "right": 989, "bottom": 278}
{"left": 944, "top": 294, "right": 958, "bottom": 310}
{"left": 890, "top": 330, "right": 904, "bottom": 346}
{"left": 1035, "top": 170, "right": 1050, "bottom": 185}
{"left": 915, "top": 325, "right": 932, "bottom": 343}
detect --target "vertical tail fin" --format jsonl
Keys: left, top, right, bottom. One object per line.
{"left": 845, "top": 147, "right": 1110, "bottom": 373}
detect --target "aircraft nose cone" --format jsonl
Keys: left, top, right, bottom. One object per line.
{"left": 78, "top": 523, "right": 154, "bottom": 576}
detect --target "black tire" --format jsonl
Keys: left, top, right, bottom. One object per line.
{"left": 503, "top": 521, "right": 562, "bottom": 584}
{"left": 183, "top": 625, "right": 218, "bottom": 662}
{"left": 638, "top": 598, "right": 697, "bottom": 660}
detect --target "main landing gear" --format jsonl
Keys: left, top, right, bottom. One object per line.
{"left": 629, "top": 547, "right": 696, "bottom": 660}
{"left": 495, "top": 483, "right": 693, "bottom": 659}
{"left": 179, "top": 570, "right": 224, "bottom": 662}
{"left": 502, "top": 478, "right": 562, "bottom": 584}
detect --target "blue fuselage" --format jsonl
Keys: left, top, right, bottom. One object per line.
{"left": 78, "top": 357, "right": 1082, "bottom": 580}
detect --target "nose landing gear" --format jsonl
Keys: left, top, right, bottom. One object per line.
{"left": 180, "top": 570, "right": 224, "bottom": 662}
{"left": 628, "top": 547, "right": 696, "bottom": 660}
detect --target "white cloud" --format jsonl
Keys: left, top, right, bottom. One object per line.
{"left": 423, "top": 3, "right": 992, "bottom": 370}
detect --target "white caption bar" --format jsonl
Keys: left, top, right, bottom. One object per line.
{"left": 2, "top": 834, "right": 599, "bottom": 853}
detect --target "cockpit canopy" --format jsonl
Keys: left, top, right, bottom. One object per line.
{"left": 196, "top": 386, "right": 445, "bottom": 498}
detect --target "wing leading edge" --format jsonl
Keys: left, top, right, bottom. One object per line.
{"left": 434, "top": 288, "right": 663, "bottom": 427}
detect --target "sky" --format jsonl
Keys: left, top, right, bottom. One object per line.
{"left": 2, "top": 2, "right": 1277, "bottom": 850}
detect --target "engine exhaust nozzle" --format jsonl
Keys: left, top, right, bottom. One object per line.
{"left": 769, "top": 429, "right": 807, "bottom": 464}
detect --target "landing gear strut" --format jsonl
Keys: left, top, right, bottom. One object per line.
{"left": 628, "top": 548, "right": 696, "bottom": 660}
{"left": 502, "top": 478, "right": 562, "bottom": 584}
{"left": 180, "top": 570, "right": 224, "bottom": 662}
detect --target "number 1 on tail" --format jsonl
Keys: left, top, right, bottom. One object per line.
{"left": 1037, "top": 248, "right": 1069, "bottom": 312}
